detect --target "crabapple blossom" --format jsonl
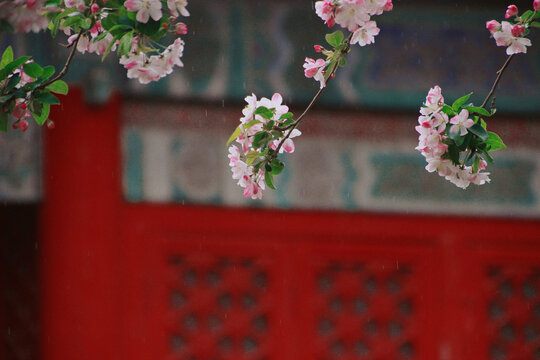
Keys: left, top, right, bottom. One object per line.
{"left": 167, "top": 0, "right": 189, "bottom": 17}
{"left": 303, "top": 58, "right": 327, "bottom": 88}
{"left": 492, "top": 21, "right": 532, "bottom": 55}
{"left": 351, "top": 20, "right": 380, "bottom": 46}
{"left": 124, "top": 0, "right": 162, "bottom": 23}
{"left": 415, "top": 86, "right": 491, "bottom": 190}
{"left": 505, "top": 5, "right": 518, "bottom": 19}
{"left": 449, "top": 109, "right": 474, "bottom": 136}
{"left": 486, "top": 20, "right": 501, "bottom": 34}
{"left": 534, "top": 0, "right": 540, "bottom": 11}
{"left": 228, "top": 93, "right": 300, "bottom": 199}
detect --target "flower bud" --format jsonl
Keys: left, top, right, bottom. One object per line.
{"left": 382, "top": 0, "right": 393, "bottom": 12}
{"left": 91, "top": 3, "right": 99, "bottom": 13}
{"left": 174, "top": 22, "right": 188, "bottom": 35}
{"left": 534, "top": 0, "right": 540, "bottom": 11}
{"left": 486, "top": 20, "right": 500, "bottom": 34}
{"left": 505, "top": 5, "right": 518, "bottom": 18}
{"left": 511, "top": 24, "right": 524, "bottom": 37}
{"left": 162, "top": 23, "right": 168, "bottom": 29}
{"left": 19, "top": 119, "right": 29, "bottom": 132}
{"left": 313, "top": 45, "right": 324, "bottom": 53}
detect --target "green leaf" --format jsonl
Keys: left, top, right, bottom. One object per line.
{"left": 480, "top": 118, "right": 487, "bottom": 130}
{"left": 101, "top": 32, "right": 123, "bottom": 60}
{"left": 279, "top": 112, "right": 293, "bottom": 120}
{"left": 472, "top": 156, "right": 480, "bottom": 173}
{"left": 46, "top": 80, "right": 69, "bottom": 95}
{"left": 521, "top": 10, "right": 534, "bottom": 22}
{"left": 447, "top": 145, "right": 460, "bottom": 165}
{"left": 325, "top": 30, "right": 344, "bottom": 47}
{"left": 270, "top": 158, "right": 284, "bottom": 175}
{"left": 1, "top": 46, "right": 14, "bottom": 70}
{"left": 6, "top": 73, "right": 20, "bottom": 91}
{"left": 136, "top": 18, "right": 161, "bottom": 37}
{"left": 530, "top": 21, "right": 540, "bottom": 29}
{"left": 451, "top": 93, "right": 472, "bottom": 111}
{"left": 0, "top": 94, "right": 13, "bottom": 103}
{"left": 80, "top": 17, "right": 92, "bottom": 30}
{"left": 35, "top": 91, "right": 60, "bottom": 105}
{"left": 245, "top": 150, "right": 260, "bottom": 166}
{"left": 486, "top": 132, "right": 506, "bottom": 151}
{"left": 45, "top": 0, "right": 62, "bottom": 5}
{"left": 41, "top": 65, "right": 55, "bottom": 81}
{"left": 226, "top": 125, "right": 243, "bottom": 146}
{"left": 264, "top": 171, "right": 276, "bottom": 190}
{"left": 338, "top": 56, "right": 346, "bottom": 67}
{"left": 468, "top": 123, "right": 488, "bottom": 141}
{"left": 449, "top": 129, "right": 464, "bottom": 146}
{"left": 0, "top": 111, "right": 7, "bottom": 132}
{"left": 441, "top": 104, "right": 455, "bottom": 116}
{"left": 62, "top": 15, "right": 83, "bottom": 28}
{"left": 481, "top": 149, "right": 494, "bottom": 163}
{"left": 23, "top": 62, "right": 44, "bottom": 78}
{"left": 33, "top": 103, "right": 50, "bottom": 125}
{"left": 465, "top": 106, "right": 491, "bottom": 117}
{"left": 254, "top": 106, "right": 274, "bottom": 120}
{"left": 0, "top": 56, "right": 31, "bottom": 81}
{"left": 107, "top": 24, "right": 133, "bottom": 36}
{"left": 119, "top": 31, "right": 134, "bottom": 56}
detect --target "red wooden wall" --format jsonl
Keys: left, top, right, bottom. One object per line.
{"left": 41, "top": 90, "right": 540, "bottom": 360}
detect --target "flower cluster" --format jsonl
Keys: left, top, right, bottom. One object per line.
{"left": 119, "top": 37, "right": 185, "bottom": 84}
{"left": 0, "top": 0, "right": 51, "bottom": 33}
{"left": 228, "top": 93, "right": 299, "bottom": 199}
{"left": 486, "top": 3, "right": 540, "bottom": 55}
{"left": 415, "top": 86, "right": 503, "bottom": 189}
{"left": 314, "top": 0, "right": 392, "bottom": 47}
{"left": 304, "top": 0, "right": 393, "bottom": 89}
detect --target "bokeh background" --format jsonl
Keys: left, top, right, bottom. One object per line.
{"left": 1, "top": 0, "right": 540, "bottom": 359}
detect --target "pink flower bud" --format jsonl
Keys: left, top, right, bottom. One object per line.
{"left": 382, "top": 0, "right": 393, "bottom": 11}
{"left": 327, "top": 17, "right": 335, "bottom": 27}
{"left": 511, "top": 24, "right": 525, "bottom": 37}
{"left": 486, "top": 20, "right": 501, "bottom": 34}
{"left": 26, "top": 0, "right": 36, "bottom": 8}
{"left": 91, "top": 3, "right": 99, "bottom": 13}
{"left": 12, "top": 121, "right": 19, "bottom": 130}
{"left": 314, "top": 45, "right": 324, "bottom": 53}
{"left": 478, "top": 159, "right": 487, "bottom": 171}
{"left": 534, "top": 0, "right": 540, "bottom": 11}
{"left": 162, "top": 23, "right": 168, "bottom": 29}
{"left": 174, "top": 23, "right": 188, "bottom": 35}
{"left": 505, "top": 5, "right": 518, "bottom": 18}
{"left": 19, "top": 119, "right": 29, "bottom": 132}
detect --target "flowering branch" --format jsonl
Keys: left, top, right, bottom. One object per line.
{"left": 416, "top": 3, "right": 539, "bottom": 190}
{"left": 227, "top": 0, "right": 392, "bottom": 199}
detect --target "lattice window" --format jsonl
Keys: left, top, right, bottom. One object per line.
{"left": 487, "top": 266, "right": 540, "bottom": 360}
{"left": 167, "top": 254, "right": 271, "bottom": 360}
{"left": 314, "top": 261, "right": 417, "bottom": 360}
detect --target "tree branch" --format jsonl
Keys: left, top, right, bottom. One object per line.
{"left": 480, "top": 54, "right": 514, "bottom": 109}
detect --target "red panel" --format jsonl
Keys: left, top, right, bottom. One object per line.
{"left": 39, "top": 90, "right": 540, "bottom": 360}
{"left": 41, "top": 88, "right": 122, "bottom": 360}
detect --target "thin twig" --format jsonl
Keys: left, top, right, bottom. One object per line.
{"left": 273, "top": 34, "right": 352, "bottom": 155}
{"left": 480, "top": 54, "right": 514, "bottom": 109}
{"left": 38, "top": 29, "right": 84, "bottom": 90}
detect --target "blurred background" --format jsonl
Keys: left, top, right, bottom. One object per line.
{"left": 1, "top": 0, "right": 540, "bottom": 359}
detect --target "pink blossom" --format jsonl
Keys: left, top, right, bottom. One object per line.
{"left": 350, "top": 20, "right": 380, "bottom": 46}
{"left": 449, "top": 109, "right": 474, "bottom": 136}
{"left": 505, "top": 5, "right": 518, "bottom": 19}
{"left": 269, "top": 129, "right": 302, "bottom": 153}
{"left": 315, "top": 0, "right": 336, "bottom": 27}
{"left": 303, "top": 57, "right": 326, "bottom": 88}
{"left": 167, "top": 0, "right": 189, "bottom": 17}
{"left": 382, "top": 0, "right": 393, "bottom": 12}
{"left": 64, "top": 0, "right": 86, "bottom": 11}
{"left": 493, "top": 21, "right": 532, "bottom": 55}
{"left": 314, "top": 45, "right": 324, "bottom": 53}
{"left": 174, "top": 22, "right": 188, "bottom": 35}
{"left": 534, "top": 0, "right": 540, "bottom": 12}
{"left": 362, "top": 0, "right": 388, "bottom": 16}
{"left": 486, "top": 20, "right": 500, "bottom": 34}
{"left": 335, "top": 2, "right": 370, "bottom": 31}
{"left": 511, "top": 24, "right": 524, "bottom": 37}
{"left": 124, "top": 0, "right": 162, "bottom": 23}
